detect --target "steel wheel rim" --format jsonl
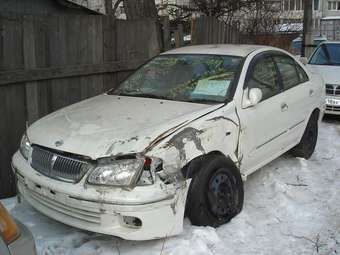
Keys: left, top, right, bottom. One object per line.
{"left": 207, "top": 169, "right": 236, "bottom": 219}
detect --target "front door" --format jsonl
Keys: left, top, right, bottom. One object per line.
{"left": 237, "top": 52, "right": 289, "bottom": 175}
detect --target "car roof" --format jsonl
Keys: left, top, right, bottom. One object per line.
{"left": 162, "top": 44, "right": 278, "bottom": 57}
{"left": 319, "top": 41, "right": 340, "bottom": 45}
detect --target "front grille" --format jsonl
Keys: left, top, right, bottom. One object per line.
{"left": 31, "top": 146, "right": 91, "bottom": 182}
{"left": 326, "top": 84, "right": 340, "bottom": 96}
{"left": 326, "top": 105, "right": 340, "bottom": 112}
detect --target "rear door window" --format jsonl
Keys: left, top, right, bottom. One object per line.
{"left": 273, "top": 55, "right": 301, "bottom": 90}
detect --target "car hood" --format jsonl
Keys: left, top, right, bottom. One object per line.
{"left": 27, "top": 94, "right": 221, "bottom": 159}
{"left": 307, "top": 64, "right": 340, "bottom": 84}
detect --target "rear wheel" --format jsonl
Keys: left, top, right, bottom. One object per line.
{"left": 290, "top": 113, "right": 318, "bottom": 159}
{"left": 186, "top": 154, "right": 243, "bottom": 227}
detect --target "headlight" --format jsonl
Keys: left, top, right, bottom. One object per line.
{"left": 20, "top": 134, "right": 31, "bottom": 160}
{"left": 88, "top": 158, "right": 144, "bottom": 187}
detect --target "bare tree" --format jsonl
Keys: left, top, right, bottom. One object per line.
{"left": 123, "top": 0, "right": 158, "bottom": 19}
{"left": 109, "top": 0, "right": 158, "bottom": 19}
{"left": 241, "top": 0, "right": 282, "bottom": 35}
{"left": 105, "top": 0, "right": 114, "bottom": 16}
{"left": 158, "top": 0, "right": 262, "bottom": 23}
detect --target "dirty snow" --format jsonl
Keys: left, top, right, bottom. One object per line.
{"left": 2, "top": 117, "right": 340, "bottom": 255}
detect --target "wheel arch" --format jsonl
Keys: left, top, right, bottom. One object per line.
{"left": 311, "top": 108, "right": 320, "bottom": 119}
{"left": 181, "top": 151, "right": 240, "bottom": 179}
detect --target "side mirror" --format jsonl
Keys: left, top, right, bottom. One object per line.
{"left": 243, "top": 88, "right": 262, "bottom": 108}
{"left": 299, "top": 57, "right": 308, "bottom": 65}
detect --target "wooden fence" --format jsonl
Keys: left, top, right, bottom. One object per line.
{"left": 248, "top": 33, "right": 300, "bottom": 53}
{"left": 191, "top": 16, "right": 240, "bottom": 45}
{"left": 0, "top": 14, "right": 161, "bottom": 198}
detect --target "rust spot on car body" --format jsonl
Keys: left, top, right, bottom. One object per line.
{"left": 163, "top": 127, "right": 206, "bottom": 162}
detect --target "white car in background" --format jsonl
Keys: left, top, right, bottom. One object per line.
{"left": 308, "top": 41, "right": 340, "bottom": 115}
{"left": 12, "top": 45, "right": 325, "bottom": 240}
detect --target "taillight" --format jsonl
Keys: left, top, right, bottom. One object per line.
{"left": 0, "top": 203, "right": 19, "bottom": 244}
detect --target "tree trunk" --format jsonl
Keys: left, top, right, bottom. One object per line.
{"left": 105, "top": 0, "right": 114, "bottom": 16}
{"left": 123, "top": 0, "right": 157, "bottom": 20}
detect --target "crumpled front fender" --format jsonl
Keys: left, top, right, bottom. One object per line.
{"left": 145, "top": 102, "right": 240, "bottom": 177}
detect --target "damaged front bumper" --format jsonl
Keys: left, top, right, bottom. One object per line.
{"left": 12, "top": 152, "right": 189, "bottom": 240}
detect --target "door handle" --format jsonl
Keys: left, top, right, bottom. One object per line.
{"left": 309, "top": 89, "right": 315, "bottom": 97}
{"left": 281, "top": 103, "right": 288, "bottom": 112}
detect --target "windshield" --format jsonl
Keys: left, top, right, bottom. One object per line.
{"left": 309, "top": 43, "right": 340, "bottom": 66}
{"left": 108, "top": 54, "right": 243, "bottom": 104}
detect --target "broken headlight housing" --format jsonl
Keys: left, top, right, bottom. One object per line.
{"left": 88, "top": 156, "right": 161, "bottom": 187}
{"left": 88, "top": 158, "right": 144, "bottom": 187}
{"left": 20, "top": 134, "right": 31, "bottom": 160}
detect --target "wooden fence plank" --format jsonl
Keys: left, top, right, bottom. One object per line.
{"left": 0, "top": 14, "right": 26, "bottom": 198}
{"left": 23, "top": 16, "right": 39, "bottom": 124}
{"left": 190, "top": 17, "right": 241, "bottom": 45}
{"left": 102, "top": 16, "right": 117, "bottom": 91}
{"left": 0, "top": 60, "right": 146, "bottom": 86}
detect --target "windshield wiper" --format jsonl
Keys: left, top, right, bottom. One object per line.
{"left": 118, "top": 92, "right": 170, "bottom": 100}
{"left": 187, "top": 98, "right": 223, "bottom": 104}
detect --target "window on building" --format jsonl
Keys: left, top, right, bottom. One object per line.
{"left": 314, "top": 0, "right": 319, "bottom": 10}
{"left": 290, "top": 0, "right": 295, "bottom": 10}
{"left": 327, "top": 1, "right": 339, "bottom": 10}
{"left": 296, "top": 0, "right": 301, "bottom": 10}
{"left": 284, "top": 0, "right": 289, "bottom": 10}
{"left": 285, "top": 0, "right": 289, "bottom": 11}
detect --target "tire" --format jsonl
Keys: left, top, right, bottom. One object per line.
{"left": 185, "top": 154, "right": 244, "bottom": 227}
{"left": 290, "top": 113, "right": 318, "bottom": 159}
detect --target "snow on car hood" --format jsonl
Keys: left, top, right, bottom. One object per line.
{"left": 307, "top": 64, "right": 340, "bottom": 84}
{"left": 27, "top": 94, "right": 221, "bottom": 159}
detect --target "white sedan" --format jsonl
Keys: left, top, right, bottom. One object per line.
{"left": 308, "top": 41, "right": 340, "bottom": 115}
{"left": 13, "top": 45, "right": 325, "bottom": 240}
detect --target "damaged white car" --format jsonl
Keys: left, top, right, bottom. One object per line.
{"left": 12, "top": 45, "right": 325, "bottom": 240}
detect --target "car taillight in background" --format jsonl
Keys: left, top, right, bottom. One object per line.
{"left": 0, "top": 203, "right": 19, "bottom": 244}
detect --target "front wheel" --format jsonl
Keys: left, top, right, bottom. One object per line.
{"left": 185, "top": 154, "right": 244, "bottom": 227}
{"left": 290, "top": 113, "right": 318, "bottom": 159}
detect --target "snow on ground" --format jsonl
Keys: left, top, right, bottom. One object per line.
{"left": 2, "top": 117, "right": 340, "bottom": 255}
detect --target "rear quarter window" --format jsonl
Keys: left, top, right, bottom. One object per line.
{"left": 296, "top": 64, "right": 309, "bottom": 83}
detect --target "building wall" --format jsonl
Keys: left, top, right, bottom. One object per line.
{"left": 280, "top": 0, "right": 322, "bottom": 32}
{"left": 321, "top": 18, "right": 340, "bottom": 40}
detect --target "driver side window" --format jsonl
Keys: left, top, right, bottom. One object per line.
{"left": 247, "top": 56, "right": 281, "bottom": 101}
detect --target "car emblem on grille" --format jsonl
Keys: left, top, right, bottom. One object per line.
{"left": 55, "top": 140, "right": 64, "bottom": 147}
{"left": 50, "top": 154, "right": 58, "bottom": 170}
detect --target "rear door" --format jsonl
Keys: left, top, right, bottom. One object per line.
{"left": 272, "top": 54, "right": 313, "bottom": 148}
